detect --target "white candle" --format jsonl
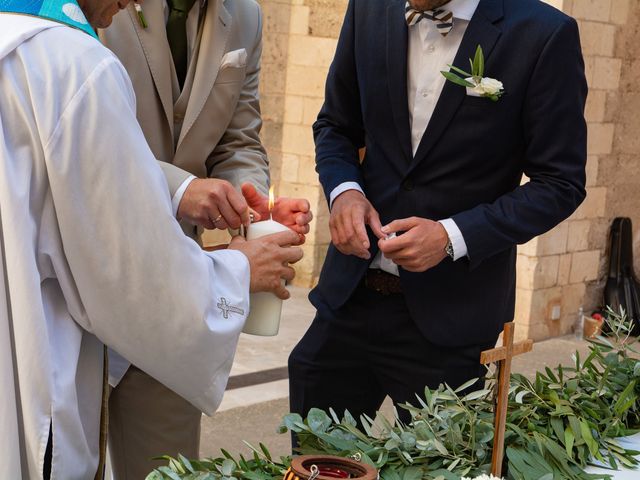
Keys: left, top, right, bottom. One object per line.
{"left": 243, "top": 219, "right": 291, "bottom": 336}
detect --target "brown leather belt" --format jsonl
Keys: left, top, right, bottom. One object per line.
{"left": 364, "top": 269, "right": 402, "bottom": 295}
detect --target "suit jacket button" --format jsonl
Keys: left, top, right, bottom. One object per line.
{"left": 402, "top": 179, "right": 414, "bottom": 191}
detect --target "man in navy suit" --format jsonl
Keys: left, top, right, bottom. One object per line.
{"left": 289, "top": 0, "right": 587, "bottom": 424}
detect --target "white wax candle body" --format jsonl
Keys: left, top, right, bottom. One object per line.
{"left": 244, "top": 219, "right": 290, "bottom": 336}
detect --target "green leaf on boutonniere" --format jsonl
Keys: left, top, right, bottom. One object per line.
{"left": 448, "top": 64, "right": 473, "bottom": 78}
{"left": 473, "top": 45, "right": 484, "bottom": 78}
{"left": 440, "top": 71, "right": 474, "bottom": 88}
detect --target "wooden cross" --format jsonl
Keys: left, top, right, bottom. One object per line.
{"left": 480, "top": 322, "right": 533, "bottom": 478}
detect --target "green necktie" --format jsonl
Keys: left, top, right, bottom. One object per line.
{"left": 166, "top": 0, "right": 198, "bottom": 88}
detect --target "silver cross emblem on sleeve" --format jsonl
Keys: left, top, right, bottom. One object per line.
{"left": 217, "top": 297, "right": 245, "bottom": 319}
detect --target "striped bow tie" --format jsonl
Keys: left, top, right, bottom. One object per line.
{"left": 405, "top": 2, "right": 455, "bottom": 37}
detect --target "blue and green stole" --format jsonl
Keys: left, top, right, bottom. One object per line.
{"left": 0, "top": 0, "right": 99, "bottom": 39}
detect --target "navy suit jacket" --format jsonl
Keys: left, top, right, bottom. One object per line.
{"left": 311, "top": 0, "right": 587, "bottom": 347}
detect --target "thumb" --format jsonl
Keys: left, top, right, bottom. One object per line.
{"left": 241, "top": 182, "right": 264, "bottom": 207}
{"left": 382, "top": 217, "right": 417, "bottom": 235}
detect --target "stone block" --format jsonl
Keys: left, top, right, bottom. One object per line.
{"left": 290, "top": 5, "right": 310, "bottom": 34}
{"left": 286, "top": 65, "right": 328, "bottom": 97}
{"left": 567, "top": 220, "right": 591, "bottom": 252}
{"left": 268, "top": 150, "right": 283, "bottom": 179}
{"left": 260, "top": 94, "right": 285, "bottom": 123}
{"left": 614, "top": 93, "right": 640, "bottom": 155}
{"left": 517, "top": 254, "right": 560, "bottom": 290}
{"left": 571, "top": 186, "right": 607, "bottom": 219}
{"left": 260, "top": 120, "right": 283, "bottom": 152}
{"left": 262, "top": 33, "right": 290, "bottom": 65}
{"left": 541, "top": 0, "right": 564, "bottom": 10}
{"left": 591, "top": 57, "right": 622, "bottom": 90}
{"left": 530, "top": 286, "right": 563, "bottom": 325}
{"left": 284, "top": 95, "right": 304, "bottom": 124}
{"left": 277, "top": 182, "right": 323, "bottom": 207}
{"left": 280, "top": 153, "right": 300, "bottom": 182}
{"left": 569, "top": 249, "right": 601, "bottom": 283}
{"left": 306, "top": 0, "right": 349, "bottom": 38}
{"left": 558, "top": 253, "right": 573, "bottom": 285}
{"left": 282, "top": 123, "right": 316, "bottom": 156}
{"left": 514, "top": 287, "right": 533, "bottom": 326}
{"left": 587, "top": 217, "right": 610, "bottom": 253}
{"left": 561, "top": 283, "right": 588, "bottom": 323}
{"left": 297, "top": 156, "right": 320, "bottom": 185}
{"left": 293, "top": 253, "right": 316, "bottom": 287}
{"left": 610, "top": 0, "right": 631, "bottom": 24}
{"left": 572, "top": 0, "right": 611, "bottom": 20}
{"left": 303, "top": 97, "right": 324, "bottom": 125}
{"left": 260, "top": 63, "right": 287, "bottom": 95}
{"left": 516, "top": 255, "right": 535, "bottom": 290}
{"left": 585, "top": 155, "right": 599, "bottom": 187}
{"left": 314, "top": 215, "right": 332, "bottom": 244}
{"left": 578, "top": 21, "right": 616, "bottom": 57}
{"left": 518, "top": 238, "right": 539, "bottom": 257}
{"left": 587, "top": 122, "right": 615, "bottom": 155}
{"left": 288, "top": 35, "right": 338, "bottom": 67}
{"left": 537, "top": 222, "right": 569, "bottom": 256}
{"left": 585, "top": 90, "right": 607, "bottom": 123}
{"left": 584, "top": 56, "right": 595, "bottom": 87}
{"left": 261, "top": 2, "right": 293, "bottom": 35}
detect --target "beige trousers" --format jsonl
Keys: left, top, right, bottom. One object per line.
{"left": 108, "top": 366, "right": 201, "bottom": 479}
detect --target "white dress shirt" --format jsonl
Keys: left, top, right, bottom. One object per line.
{"left": 330, "top": 0, "right": 479, "bottom": 273}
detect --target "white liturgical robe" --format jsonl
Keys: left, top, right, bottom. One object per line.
{"left": 0, "top": 15, "right": 250, "bottom": 480}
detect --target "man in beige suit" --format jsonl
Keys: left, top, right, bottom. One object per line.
{"left": 100, "top": 0, "right": 312, "bottom": 477}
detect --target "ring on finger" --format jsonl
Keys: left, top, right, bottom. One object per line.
{"left": 212, "top": 214, "right": 223, "bottom": 224}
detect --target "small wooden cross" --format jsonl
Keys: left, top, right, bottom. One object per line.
{"left": 480, "top": 322, "right": 533, "bottom": 478}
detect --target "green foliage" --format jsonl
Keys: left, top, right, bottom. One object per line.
{"left": 145, "top": 444, "right": 290, "bottom": 480}
{"left": 148, "top": 311, "right": 639, "bottom": 480}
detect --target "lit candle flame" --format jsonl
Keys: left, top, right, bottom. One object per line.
{"left": 268, "top": 186, "right": 275, "bottom": 220}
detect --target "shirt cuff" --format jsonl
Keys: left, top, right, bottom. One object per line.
{"left": 172, "top": 175, "right": 196, "bottom": 218}
{"left": 439, "top": 218, "right": 468, "bottom": 261}
{"left": 329, "top": 182, "right": 364, "bottom": 209}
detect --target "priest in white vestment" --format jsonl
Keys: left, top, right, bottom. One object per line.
{"left": 0, "top": 1, "right": 302, "bottom": 478}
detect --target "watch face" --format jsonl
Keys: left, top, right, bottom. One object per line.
{"left": 446, "top": 241, "right": 454, "bottom": 258}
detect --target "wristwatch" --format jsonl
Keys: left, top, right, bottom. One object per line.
{"left": 445, "top": 238, "right": 455, "bottom": 260}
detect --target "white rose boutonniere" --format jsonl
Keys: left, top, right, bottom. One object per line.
{"left": 441, "top": 45, "right": 505, "bottom": 102}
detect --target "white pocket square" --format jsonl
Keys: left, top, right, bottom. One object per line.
{"left": 220, "top": 49, "right": 247, "bottom": 69}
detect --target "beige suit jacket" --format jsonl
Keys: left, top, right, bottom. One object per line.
{"left": 100, "top": 0, "right": 270, "bottom": 202}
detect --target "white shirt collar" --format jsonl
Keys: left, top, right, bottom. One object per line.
{"left": 443, "top": 0, "right": 480, "bottom": 21}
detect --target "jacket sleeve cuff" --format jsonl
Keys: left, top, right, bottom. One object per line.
{"left": 329, "top": 182, "right": 364, "bottom": 209}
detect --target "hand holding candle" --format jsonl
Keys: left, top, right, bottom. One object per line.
{"left": 239, "top": 187, "right": 304, "bottom": 336}
{"left": 241, "top": 183, "right": 313, "bottom": 241}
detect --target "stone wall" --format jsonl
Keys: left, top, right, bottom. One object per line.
{"left": 258, "top": 0, "right": 345, "bottom": 287}
{"left": 515, "top": 0, "right": 639, "bottom": 341}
